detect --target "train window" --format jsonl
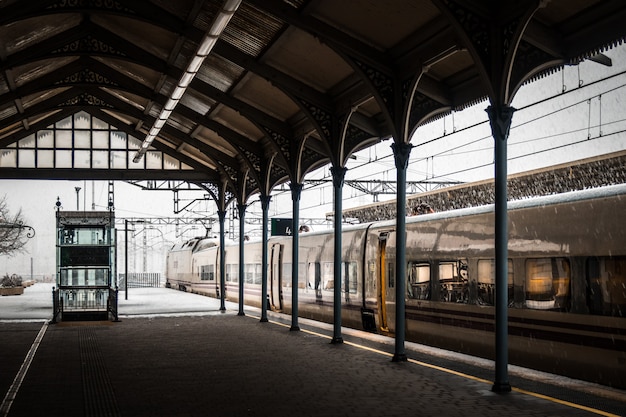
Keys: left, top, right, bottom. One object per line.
{"left": 477, "top": 259, "right": 514, "bottom": 306}
{"left": 200, "top": 264, "right": 214, "bottom": 281}
{"left": 244, "top": 263, "right": 254, "bottom": 284}
{"left": 407, "top": 262, "right": 430, "bottom": 300}
{"left": 307, "top": 262, "right": 321, "bottom": 297}
{"left": 298, "top": 263, "right": 306, "bottom": 289}
{"left": 587, "top": 256, "right": 626, "bottom": 317}
{"left": 344, "top": 262, "right": 358, "bottom": 294}
{"left": 525, "top": 258, "right": 571, "bottom": 311}
{"left": 439, "top": 260, "right": 468, "bottom": 303}
{"left": 253, "top": 264, "right": 262, "bottom": 285}
{"left": 322, "top": 262, "right": 334, "bottom": 290}
{"left": 366, "top": 261, "right": 377, "bottom": 298}
{"left": 226, "top": 264, "right": 238, "bottom": 283}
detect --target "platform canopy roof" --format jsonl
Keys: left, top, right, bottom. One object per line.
{"left": 1, "top": 0, "right": 625, "bottom": 206}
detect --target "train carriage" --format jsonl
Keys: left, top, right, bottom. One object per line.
{"left": 166, "top": 184, "right": 626, "bottom": 388}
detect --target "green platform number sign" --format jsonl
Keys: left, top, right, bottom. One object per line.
{"left": 271, "top": 218, "right": 293, "bottom": 236}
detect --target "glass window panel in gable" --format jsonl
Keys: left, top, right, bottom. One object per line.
{"left": 75, "top": 150, "right": 91, "bottom": 168}
{"left": 93, "top": 131, "right": 109, "bottom": 149}
{"left": 0, "top": 149, "right": 17, "bottom": 167}
{"left": 37, "top": 150, "right": 54, "bottom": 168}
{"left": 56, "top": 150, "right": 73, "bottom": 168}
{"left": 56, "top": 116, "right": 72, "bottom": 129}
{"left": 56, "top": 130, "right": 72, "bottom": 148}
{"left": 37, "top": 131, "right": 53, "bottom": 148}
{"left": 164, "top": 154, "right": 180, "bottom": 169}
{"left": 128, "top": 135, "right": 143, "bottom": 150}
{"left": 19, "top": 135, "right": 35, "bottom": 148}
{"left": 111, "top": 151, "right": 127, "bottom": 169}
{"left": 18, "top": 149, "right": 35, "bottom": 167}
{"left": 110, "top": 132, "right": 127, "bottom": 149}
{"left": 92, "top": 116, "right": 108, "bottom": 130}
{"left": 146, "top": 151, "right": 162, "bottom": 169}
{"left": 92, "top": 150, "right": 109, "bottom": 169}
{"left": 75, "top": 130, "right": 90, "bottom": 148}
{"left": 74, "top": 111, "right": 91, "bottom": 129}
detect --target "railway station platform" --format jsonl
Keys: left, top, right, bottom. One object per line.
{"left": 1, "top": 283, "right": 625, "bottom": 417}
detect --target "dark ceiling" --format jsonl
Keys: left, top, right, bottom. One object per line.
{"left": 1, "top": 0, "right": 625, "bottom": 206}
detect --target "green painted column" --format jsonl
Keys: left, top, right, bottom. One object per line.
{"left": 487, "top": 105, "right": 515, "bottom": 393}
{"left": 237, "top": 203, "right": 246, "bottom": 316}
{"left": 290, "top": 183, "right": 303, "bottom": 331}
{"left": 392, "top": 142, "right": 411, "bottom": 362}
{"left": 330, "top": 166, "right": 346, "bottom": 344}
{"left": 218, "top": 209, "right": 226, "bottom": 312}
{"left": 260, "top": 195, "right": 271, "bottom": 323}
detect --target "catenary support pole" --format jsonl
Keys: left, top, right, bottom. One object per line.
{"left": 260, "top": 195, "right": 271, "bottom": 322}
{"left": 392, "top": 142, "right": 411, "bottom": 362}
{"left": 218, "top": 209, "right": 227, "bottom": 312}
{"left": 330, "top": 166, "right": 347, "bottom": 344}
{"left": 290, "top": 183, "right": 303, "bottom": 331}
{"left": 487, "top": 105, "right": 515, "bottom": 393}
{"left": 237, "top": 204, "right": 246, "bottom": 316}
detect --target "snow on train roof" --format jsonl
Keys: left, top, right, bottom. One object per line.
{"left": 396, "top": 183, "right": 626, "bottom": 227}
{"left": 266, "top": 183, "right": 626, "bottom": 235}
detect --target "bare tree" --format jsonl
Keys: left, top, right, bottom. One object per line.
{"left": 0, "top": 195, "right": 33, "bottom": 256}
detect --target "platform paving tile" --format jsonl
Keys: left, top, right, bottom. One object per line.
{"left": 3, "top": 312, "right": 613, "bottom": 417}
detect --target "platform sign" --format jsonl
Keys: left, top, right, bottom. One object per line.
{"left": 271, "top": 218, "right": 293, "bottom": 236}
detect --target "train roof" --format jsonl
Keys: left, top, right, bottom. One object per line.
{"left": 402, "top": 183, "right": 626, "bottom": 227}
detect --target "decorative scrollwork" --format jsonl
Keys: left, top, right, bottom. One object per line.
{"left": 263, "top": 127, "right": 291, "bottom": 164}
{"left": 52, "top": 36, "right": 127, "bottom": 57}
{"left": 344, "top": 125, "right": 373, "bottom": 157}
{"left": 0, "top": 222, "right": 36, "bottom": 238}
{"left": 56, "top": 69, "right": 117, "bottom": 86}
{"left": 299, "top": 100, "right": 332, "bottom": 141}
{"left": 353, "top": 59, "right": 394, "bottom": 120}
{"left": 442, "top": 0, "right": 489, "bottom": 63}
{"left": 48, "top": 0, "right": 133, "bottom": 14}
{"left": 61, "top": 93, "right": 113, "bottom": 108}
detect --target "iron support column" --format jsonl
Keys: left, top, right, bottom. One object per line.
{"left": 260, "top": 195, "right": 271, "bottom": 323}
{"left": 487, "top": 105, "right": 515, "bottom": 393}
{"left": 392, "top": 142, "right": 412, "bottom": 362}
{"left": 330, "top": 166, "right": 347, "bottom": 344}
{"left": 290, "top": 183, "right": 303, "bottom": 331}
{"left": 218, "top": 209, "right": 227, "bottom": 312}
{"left": 237, "top": 204, "right": 247, "bottom": 316}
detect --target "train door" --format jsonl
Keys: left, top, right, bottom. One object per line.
{"left": 270, "top": 243, "right": 283, "bottom": 311}
{"left": 377, "top": 232, "right": 390, "bottom": 332}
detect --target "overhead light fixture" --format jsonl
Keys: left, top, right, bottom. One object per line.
{"left": 133, "top": 0, "right": 242, "bottom": 163}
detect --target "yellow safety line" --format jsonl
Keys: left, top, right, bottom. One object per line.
{"left": 249, "top": 314, "right": 622, "bottom": 417}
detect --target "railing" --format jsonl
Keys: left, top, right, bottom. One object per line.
{"left": 59, "top": 287, "right": 109, "bottom": 310}
{"left": 52, "top": 286, "right": 120, "bottom": 322}
{"left": 52, "top": 287, "right": 61, "bottom": 323}
{"left": 108, "top": 287, "right": 120, "bottom": 322}
{"left": 118, "top": 273, "right": 161, "bottom": 288}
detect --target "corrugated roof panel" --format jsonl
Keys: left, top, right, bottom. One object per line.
{"left": 196, "top": 54, "right": 245, "bottom": 92}
{"left": 222, "top": 3, "right": 285, "bottom": 58}
{"left": 0, "top": 103, "right": 17, "bottom": 120}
